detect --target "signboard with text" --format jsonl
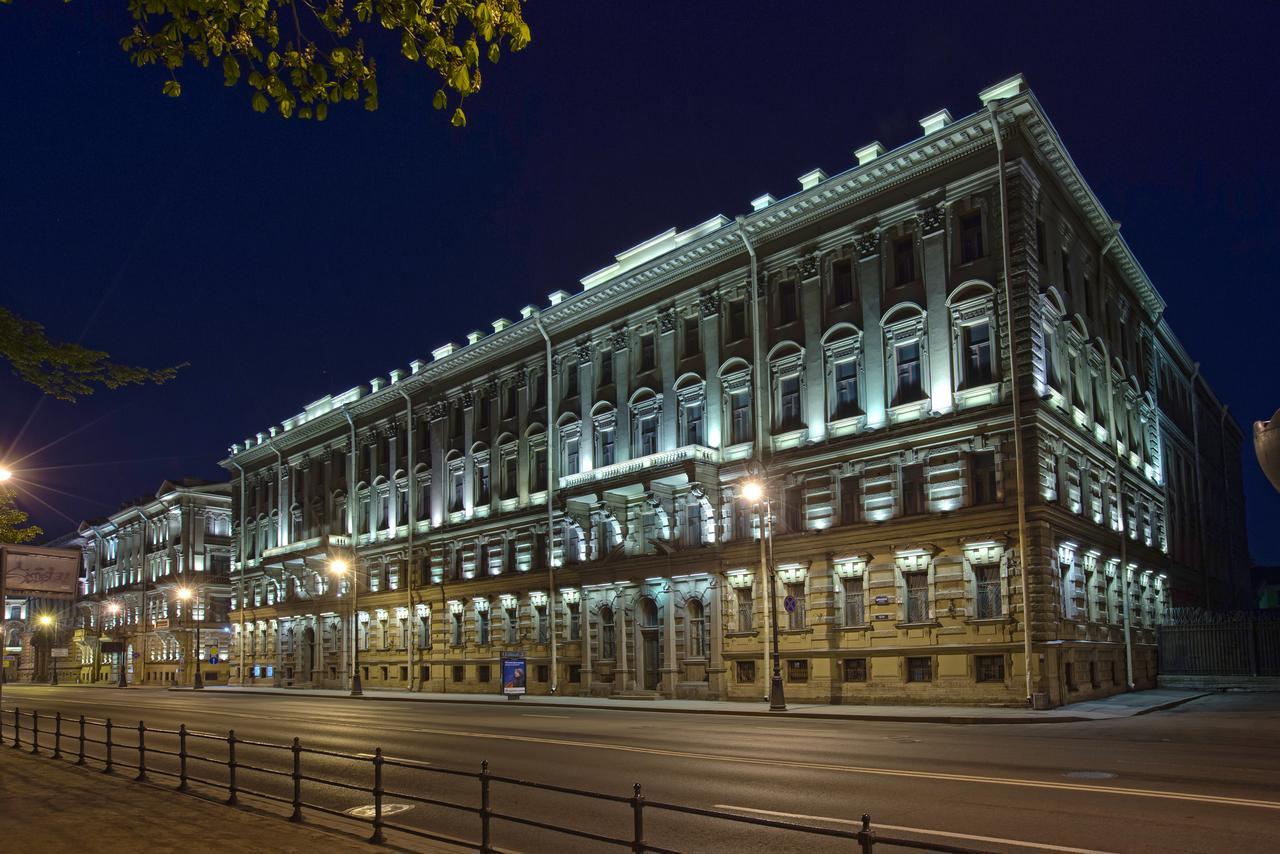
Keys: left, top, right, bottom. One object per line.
{"left": 0, "top": 545, "right": 81, "bottom": 598}
{"left": 51, "top": 648, "right": 69, "bottom": 658}
{"left": 502, "top": 656, "right": 527, "bottom": 697}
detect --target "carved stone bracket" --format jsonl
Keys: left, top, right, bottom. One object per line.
{"left": 697, "top": 292, "right": 721, "bottom": 318}
{"left": 797, "top": 253, "right": 820, "bottom": 279}
{"left": 854, "top": 230, "right": 880, "bottom": 259}
{"left": 426, "top": 401, "right": 449, "bottom": 421}
{"left": 917, "top": 204, "right": 945, "bottom": 235}
{"left": 575, "top": 340, "right": 593, "bottom": 363}
{"left": 610, "top": 327, "right": 629, "bottom": 350}
{"left": 657, "top": 309, "right": 678, "bottom": 334}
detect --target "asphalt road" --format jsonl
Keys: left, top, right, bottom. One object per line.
{"left": 2, "top": 686, "right": 1277, "bottom": 854}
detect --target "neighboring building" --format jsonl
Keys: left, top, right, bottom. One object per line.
{"left": 220, "top": 75, "right": 1248, "bottom": 707}
{"left": 3, "top": 533, "right": 82, "bottom": 684}
{"left": 1254, "top": 566, "right": 1280, "bottom": 610}
{"left": 73, "top": 480, "right": 234, "bottom": 686}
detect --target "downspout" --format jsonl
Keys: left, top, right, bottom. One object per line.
{"left": 229, "top": 458, "right": 248, "bottom": 686}
{"left": 398, "top": 388, "right": 416, "bottom": 690}
{"left": 988, "top": 102, "right": 1035, "bottom": 704}
{"left": 736, "top": 216, "right": 771, "bottom": 703}
{"left": 1098, "top": 230, "right": 1135, "bottom": 691}
{"left": 342, "top": 406, "right": 362, "bottom": 694}
{"left": 533, "top": 314, "right": 559, "bottom": 694}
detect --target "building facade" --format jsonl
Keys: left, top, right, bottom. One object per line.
{"left": 72, "top": 480, "right": 234, "bottom": 686}
{"left": 221, "top": 76, "right": 1248, "bottom": 707}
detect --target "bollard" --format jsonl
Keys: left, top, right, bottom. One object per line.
{"left": 289, "top": 738, "right": 302, "bottom": 822}
{"left": 29, "top": 709, "right": 39, "bottom": 755}
{"left": 631, "top": 783, "right": 645, "bottom": 853}
{"left": 226, "top": 729, "right": 238, "bottom": 805}
{"left": 479, "top": 760, "right": 492, "bottom": 853}
{"left": 53, "top": 712, "right": 62, "bottom": 760}
{"left": 104, "top": 718, "right": 113, "bottom": 773}
{"left": 177, "top": 724, "right": 189, "bottom": 791}
{"left": 369, "top": 747, "right": 385, "bottom": 844}
{"left": 857, "top": 813, "right": 875, "bottom": 854}
{"left": 75, "top": 715, "right": 86, "bottom": 766}
{"left": 135, "top": 721, "right": 148, "bottom": 782}
{"left": 11, "top": 706, "right": 19, "bottom": 750}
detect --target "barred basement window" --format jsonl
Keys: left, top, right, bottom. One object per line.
{"left": 536, "top": 664, "right": 549, "bottom": 682}
{"left": 786, "top": 659, "right": 809, "bottom": 683}
{"left": 975, "top": 655, "right": 1005, "bottom": 683}
{"left": 906, "top": 656, "right": 932, "bottom": 683}
{"left": 452, "top": 665, "right": 465, "bottom": 683}
{"left": 736, "top": 660, "right": 756, "bottom": 683}
{"left": 974, "top": 564, "right": 1002, "bottom": 618}
{"left": 905, "top": 572, "right": 929, "bottom": 623}
{"left": 843, "top": 576, "right": 865, "bottom": 626}
{"left": 736, "top": 587, "right": 754, "bottom": 632}
{"left": 842, "top": 658, "right": 868, "bottom": 682}
{"left": 786, "top": 581, "right": 806, "bottom": 630}
{"left": 477, "top": 665, "right": 491, "bottom": 683}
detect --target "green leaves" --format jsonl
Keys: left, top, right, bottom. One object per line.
{"left": 116, "top": 1, "right": 532, "bottom": 122}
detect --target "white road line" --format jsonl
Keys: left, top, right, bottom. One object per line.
{"left": 714, "top": 805, "right": 1118, "bottom": 854}
{"left": 356, "top": 752, "right": 431, "bottom": 766}
{"left": 521, "top": 714, "right": 572, "bottom": 719}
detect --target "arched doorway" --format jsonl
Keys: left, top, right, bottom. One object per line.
{"left": 639, "top": 597, "right": 661, "bottom": 691}
{"left": 300, "top": 625, "right": 316, "bottom": 681}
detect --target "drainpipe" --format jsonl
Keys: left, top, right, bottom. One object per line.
{"left": 1097, "top": 228, "right": 1135, "bottom": 691}
{"left": 342, "top": 406, "right": 363, "bottom": 695}
{"left": 229, "top": 458, "right": 248, "bottom": 686}
{"left": 533, "top": 314, "right": 559, "bottom": 694}
{"left": 988, "top": 102, "right": 1035, "bottom": 704}
{"left": 735, "top": 216, "right": 772, "bottom": 703}
{"left": 398, "top": 388, "right": 416, "bottom": 690}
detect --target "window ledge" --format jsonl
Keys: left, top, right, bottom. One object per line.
{"left": 895, "top": 621, "right": 942, "bottom": 629}
{"left": 839, "top": 624, "right": 872, "bottom": 631}
{"left": 966, "top": 616, "right": 1013, "bottom": 625}
{"left": 779, "top": 628, "right": 811, "bottom": 636}
{"left": 724, "top": 631, "right": 757, "bottom": 638}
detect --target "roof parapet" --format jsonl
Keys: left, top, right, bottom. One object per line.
{"left": 979, "top": 73, "right": 1026, "bottom": 105}
{"left": 919, "top": 109, "right": 953, "bottom": 135}
{"left": 854, "top": 142, "right": 885, "bottom": 166}
{"left": 798, "top": 168, "right": 827, "bottom": 190}
{"left": 579, "top": 214, "right": 730, "bottom": 291}
{"left": 751, "top": 193, "right": 775, "bottom": 212}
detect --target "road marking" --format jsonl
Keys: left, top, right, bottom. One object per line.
{"left": 356, "top": 753, "right": 431, "bottom": 766}
{"left": 714, "top": 805, "right": 1118, "bottom": 854}
{"left": 401, "top": 725, "right": 1280, "bottom": 812}
{"left": 521, "top": 714, "right": 571, "bottom": 719}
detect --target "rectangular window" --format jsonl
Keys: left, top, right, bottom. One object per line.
{"left": 451, "top": 612, "right": 463, "bottom": 646}
{"left": 532, "top": 447, "right": 547, "bottom": 492}
{"left": 532, "top": 371, "right": 545, "bottom": 407}
{"left": 564, "top": 438, "right": 580, "bottom": 476}
{"left": 1065, "top": 662, "right": 1077, "bottom": 691}
{"left": 893, "top": 236, "right": 916, "bottom": 286}
{"left": 778, "top": 374, "right": 801, "bottom": 428}
{"left": 963, "top": 322, "right": 993, "bottom": 386}
{"left": 1036, "top": 218, "right": 1046, "bottom": 267}
{"left": 786, "top": 581, "right": 806, "bottom": 630}
{"left": 959, "top": 211, "right": 985, "bottom": 264}
{"left": 505, "top": 384, "right": 518, "bottom": 418}
{"left": 535, "top": 604, "right": 549, "bottom": 643}
{"left": 568, "top": 602, "right": 581, "bottom": 641}
{"left": 843, "top": 576, "right": 865, "bottom": 626}
{"left": 736, "top": 660, "right": 756, "bottom": 683}
{"left": 505, "top": 606, "right": 519, "bottom": 643}
{"left": 638, "top": 416, "right": 658, "bottom": 456}
{"left": 839, "top": 475, "right": 860, "bottom": 525}
{"left": 975, "top": 564, "right": 1002, "bottom": 619}
{"left": 476, "top": 396, "right": 489, "bottom": 430}
{"left": 597, "top": 426, "right": 616, "bottom": 467}
{"left": 1061, "top": 252, "right": 1071, "bottom": 298}
{"left": 730, "top": 390, "right": 753, "bottom": 444}
{"left": 476, "top": 461, "right": 491, "bottom": 504}
{"left": 640, "top": 334, "right": 656, "bottom": 372}
{"left": 477, "top": 665, "right": 491, "bottom": 683}
{"left": 901, "top": 464, "right": 926, "bottom": 516}
{"left": 477, "top": 610, "right": 490, "bottom": 645}
{"left": 906, "top": 656, "right": 932, "bottom": 683}
{"left": 832, "top": 259, "right": 854, "bottom": 305}
{"left": 778, "top": 279, "right": 798, "bottom": 324}
{"left": 976, "top": 654, "right": 1005, "bottom": 683}
{"left": 735, "top": 587, "right": 754, "bottom": 632}
{"left": 905, "top": 572, "right": 929, "bottom": 623}
{"left": 683, "top": 315, "right": 700, "bottom": 357}
{"left": 843, "top": 658, "right": 867, "bottom": 682}
{"left": 452, "top": 664, "right": 465, "bottom": 683}
{"left": 502, "top": 455, "right": 518, "bottom": 500}
{"left": 600, "top": 612, "right": 616, "bottom": 660}
{"left": 784, "top": 483, "right": 804, "bottom": 532}
{"left": 683, "top": 401, "right": 704, "bottom": 446}
{"left": 565, "top": 362, "right": 579, "bottom": 398}
{"left": 728, "top": 300, "right": 747, "bottom": 341}
{"left": 971, "top": 452, "right": 997, "bottom": 505}
{"left": 451, "top": 470, "right": 465, "bottom": 512}
{"left": 894, "top": 341, "right": 923, "bottom": 403}
{"left": 786, "top": 659, "right": 809, "bottom": 683}
{"left": 599, "top": 352, "right": 614, "bottom": 386}
{"left": 833, "top": 359, "right": 858, "bottom": 418}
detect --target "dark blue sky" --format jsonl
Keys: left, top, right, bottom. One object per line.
{"left": 2, "top": 2, "right": 1277, "bottom": 562}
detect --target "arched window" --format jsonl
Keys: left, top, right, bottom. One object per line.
{"left": 630, "top": 389, "right": 660, "bottom": 457}
{"left": 686, "top": 600, "right": 707, "bottom": 658}
{"left": 674, "top": 374, "right": 706, "bottom": 447}
{"left": 599, "top": 606, "right": 616, "bottom": 660}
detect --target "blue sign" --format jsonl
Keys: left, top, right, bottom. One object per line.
{"left": 783, "top": 595, "right": 797, "bottom": 614}
{"left": 502, "top": 657, "right": 527, "bottom": 696}
{"left": 209, "top": 656, "right": 219, "bottom": 665}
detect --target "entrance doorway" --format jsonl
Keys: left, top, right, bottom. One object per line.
{"left": 639, "top": 597, "right": 661, "bottom": 691}
{"left": 300, "top": 625, "right": 316, "bottom": 679}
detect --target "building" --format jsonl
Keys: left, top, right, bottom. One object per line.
{"left": 221, "top": 75, "right": 1248, "bottom": 707}
{"left": 3, "top": 534, "right": 82, "bottom": 685}
{"left": 72, "top": 480, "right": 234, "bottom": 686}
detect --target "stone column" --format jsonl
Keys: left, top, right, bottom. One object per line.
{"left": 662, "top": 581, "right": 677, "bottom": 696}
{"left": 577, "top": 342, "right": 595, "bottom": 470}
{"left": 799, "top": 253, "right": 826, "bottom": 441}
{"left": 699, "top": 293, "right": 723, "bottom": 447}
{"left": 855, "top": 231, "right": 886, "bottom": 427}
{"left": 658, "top": 311, "right": 678, "bottom": 450}
{"left": 581, "top": 595, "right": 593, "bottom": 695}
{"left": 616, "top": 595, "right": 630, "bottom": 692}
{"left": 428, "top": 403, "right": 448, "bottom": 525}
{"left": 920, "top": 204, "right": 953, "bottom": 412}
{"left": 708, "top": 581, "right": 725, "bottom": 699}
{"left": 613, "top": 330, "right": 632, "bottom": 460}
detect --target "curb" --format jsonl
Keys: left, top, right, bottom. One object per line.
{"left": 162, "top": 686, "right": 1207, "bottom": 725}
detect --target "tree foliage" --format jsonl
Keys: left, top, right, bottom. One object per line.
{"left": 112, "top": 1, "right": 532, "bottom": 124}
{"left": 0, "top": 307, "right": 185, "bottom": 402}
{"left": 0, "top": 486, "right": 42, "bottom": 545}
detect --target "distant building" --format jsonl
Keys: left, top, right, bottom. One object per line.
{"left": 3, "top": 533, "right": 83, "bottom": 684}
{"left": 220, "top": 76, "right": 1248, "bottom": 707}
{"left": 1254, "top": 566, "right": 1280, "bottom": 610}
{"left": 72, "top": 480, "right": 234, "bottom": 686}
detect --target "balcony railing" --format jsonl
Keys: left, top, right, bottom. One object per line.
{"left": 559, "top": 445, "right": 718, "bottom": 491}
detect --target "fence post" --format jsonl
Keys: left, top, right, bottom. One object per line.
{"left": 289, "top": 737, "right": 302, "bottom": 822}
{"left": 479, "top": 760, "right": 491, "bottom": 853}
{"left": 369, "top": 747, "right": 385, "bottom": 844}
{"left": 29, "top": 709, "right": 39, "bottom": 755}
{"left": 9, "top": 706, "right": 17, "bottom": 750}
{"left": 631, "top": 783, "right": 645, "bottom": 853}
{"left": 75, "top": 715, "right": 86, "bottom": 766}
{"left": 226, "top": 729, "right": 238, "bottom": 805}
{"left": 135, "top": 721, "right": 148, "bottom": 782}
{"left": 857, "top": 813, "right": 875, "bottom": 853}
{"left": 53, "top": 712, "right": 62, "bottom": 760}
{"left": 178, "top": 724, "right": 188, "bottom": 791}
{"left": 104, "top": 718, "right": 113, "bottom": 774}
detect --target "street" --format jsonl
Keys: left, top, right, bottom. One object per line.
{"left": 2, "top": 687, "right": 1277, "bottom": 853}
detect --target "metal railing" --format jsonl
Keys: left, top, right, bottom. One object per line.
{"left": 2, "top": 704, "right": 994, "bottom": 853}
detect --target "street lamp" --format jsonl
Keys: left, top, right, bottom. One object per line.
{"left": 0, "top": 466, "right": 12, "bottom": 481}
{"left": 106, "top": 602, "right": 127, "bottom": 688}
{"left": 742, "top": 478, "right": 786, "bottom": 711}
{"left": 37, "top": 614, "right": 56, "bottom": 685}
{"left": 328, "top": 557, "right": 363, "bottom": 696}
{"left": 176, "top": 586, "right": 205, "bottom": 690}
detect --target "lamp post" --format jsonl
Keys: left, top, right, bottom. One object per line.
{"left": 37, "top": 614, "right": 56, "bottom": 685}
{"left": 328, "top": 557, "right": 363, "bottom": 696}
{"left": 176, "top": 587, "right": 205, "bottom": 690}
{"left": 742, "top": 479, "right": 785, "bottom": 711}
{"left": 106, "top": 602, "right": 127, "bottom": 687}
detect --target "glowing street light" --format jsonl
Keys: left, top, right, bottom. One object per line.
{"left": 37, "top": 614, "right": 53, "bottom": 627}
{"left": 104, "top": 602, "right": 128, "bottom": 688}
{"left": 36, "top": 614, "right": 56, "bottom": 685}
{"left": 327, "top": 556, "right": 362, "bottom": 696}
{"left": 0, "top": 467, "right": 12, "bottom": 481}
{"left": 741, "top": 477, "right": 785, "bottom": 712}
{"left": 741, "top": 479, "right": 764, "bottom": 503}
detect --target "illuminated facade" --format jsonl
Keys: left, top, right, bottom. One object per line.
{"left": 222, "top": 76, "right": 1247, "bottom": 707}
{"left": 72, "top": 480, "right": 234, "bottom": 686}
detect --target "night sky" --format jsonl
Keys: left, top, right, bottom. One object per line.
{"left": 3, "top": 2, "right": 1278, "bottom": 563}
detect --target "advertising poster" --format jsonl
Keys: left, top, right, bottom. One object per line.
{"left": 502, "top": 656, "right": 527, "bottom": 696}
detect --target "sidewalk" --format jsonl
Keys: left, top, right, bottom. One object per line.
{"left": 0, "top": 748, "right": 402, "bottom": 853}
{"left": 177, "top": 684, "right": 1211, "bottom": 724}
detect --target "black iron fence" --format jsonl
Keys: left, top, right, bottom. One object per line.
{"left": 1, "top": 703, "right": 996, "bottom": 853}
{"left": 1158, "top": 615, "right": 1280, "bottom": 676}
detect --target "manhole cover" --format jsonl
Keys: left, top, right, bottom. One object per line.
{"left": 345, "top": 803, "right": 414, "bottom": 818}
{"left": 1064, "top": 771, "right": 1118, "bottom": 780}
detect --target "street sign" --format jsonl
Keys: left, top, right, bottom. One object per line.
{"left": 155, "top": 619, "right": 169, "bottom": 629}
{"left": 51, "top": 648, "right": 69, "bottom": 658}
{"left": 874, "top": 595, "right": 891, "bottom": 605}
{"left": 208, "top": 646, "right": 219, "bottom": 656}
{"left": 209, "top": 656, "right": 218, "bottom": 665}
{"left": 783, "top": 595, "right": 797, "bottom": 614}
